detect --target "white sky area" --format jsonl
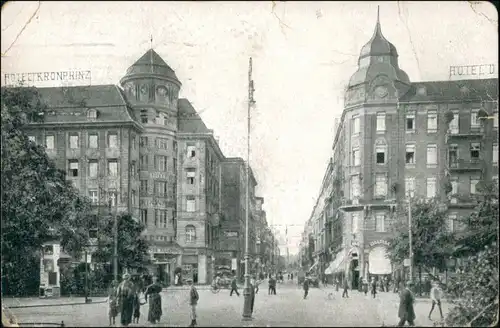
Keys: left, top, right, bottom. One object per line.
{"left": 1, "top": 1, "right": 497, "bottom": 256}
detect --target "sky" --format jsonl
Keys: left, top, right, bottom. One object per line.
{"left": 1, "top": 1, "right": 498, "bottom": 256}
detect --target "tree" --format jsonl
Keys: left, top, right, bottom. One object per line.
{"left": 1, "top": 86, "right": 93, "bottom": 295}
{"left": 445, "top": 182, "right": 499, "bottom": 327}
{"left": 386, "top": 198, "right": 455, "bottom": 277}
{"left": 92, "top": 213, "right": 150, "bottom": 278}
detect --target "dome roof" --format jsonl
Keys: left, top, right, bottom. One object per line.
{"left": 359, "top": 7, "right": 398, "bottom": 59}
{"left": 121, "top": 49, "right": 180, "bottom": 84}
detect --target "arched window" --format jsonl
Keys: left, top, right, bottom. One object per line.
{"left": 87, "top": 108, "right": 98, "bottom": 120}
{"left": 185, "top": 225, "right": 196, "bottom": 243}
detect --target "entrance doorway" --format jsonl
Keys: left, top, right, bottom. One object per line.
{"left": 350, "top": 257, "right": 360, "bottom": 290}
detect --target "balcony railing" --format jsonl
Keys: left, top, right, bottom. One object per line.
{"left": 449, "top": 159, "right": 484, "bottom": 172}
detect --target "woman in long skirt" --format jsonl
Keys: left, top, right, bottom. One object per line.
{"left": 145, "top": 276, "right": 163, "bottom": 324}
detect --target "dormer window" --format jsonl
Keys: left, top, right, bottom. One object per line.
{"left": 87, "top": 109, "right": 98, "bottom": 120}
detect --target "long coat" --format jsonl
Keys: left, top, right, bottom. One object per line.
{"left": 117, "top": 280, "right": 136, "bottom": 326}
{"left": 398, "top": 288, "right": 416, "bottom": 321}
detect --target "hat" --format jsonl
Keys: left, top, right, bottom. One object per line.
{"left": 186, "top": 278, "right": 193, "bottom": 282}
{"left": 406, "top": 280, "right": 414, "bottom": 286}
{"left": 122, "top": 273, "right": 130, "bottom": 279}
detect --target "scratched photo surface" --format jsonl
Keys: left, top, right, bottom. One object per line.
{"left": 1, "top": 1, "right": 498, "bottom": 327}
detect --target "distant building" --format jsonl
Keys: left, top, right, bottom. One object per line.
{"left": 300, "top": 10, "right": 498, "bottom": 289}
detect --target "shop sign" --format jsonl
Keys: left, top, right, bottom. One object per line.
{"left": 150, "top": 172, "right": 168, "bottom": 180}
{"left": 368, "top": 239, "right": 390, "bottom": 248}
{"left": 449, "top": 64, "right": 496, "bottom": 78}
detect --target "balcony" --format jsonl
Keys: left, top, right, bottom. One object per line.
{"left": 446, "top": 128, "right": 483, "bottom": 142}
{"left": 448, "top": 193, "right": 479, "bottom": 209}
{"left": 339, "top": 197, "right": 396, "bottom": 211}
{"left": 449, "top": 159, "right": 484, "bottom": 172}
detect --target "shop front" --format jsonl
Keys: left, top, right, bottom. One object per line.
{"left": 367, "top": 240, "right": 393, "bottom": 285}
{"left": 324, "top": 249, "right": 347, "bottom": 285}
{"left": 181, "top": 249, "right": 210, "bottom": 285}
{"left": 347, "top": 246, "right": 362, "bottom": 290}
{"left": 148, "top": 242, "right": 183, "bottom": 287}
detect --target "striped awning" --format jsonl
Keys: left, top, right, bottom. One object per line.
{"left": 308, "top": 261, "right": 319, "bottom": 273}
{"left": 325, "top": 251, "right": 346, "bottom": 275}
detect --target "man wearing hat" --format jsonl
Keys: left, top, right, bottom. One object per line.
{"left": 398, "top": 281, "right": 416, "bottom": 326}
{"left": 117, "top": 272, "right": 136, "bottom": 327}
{"left": 187, "top": 278, "right": 199, "bottom": 327}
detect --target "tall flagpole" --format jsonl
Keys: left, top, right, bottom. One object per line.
{"left": 242, "top": 57, "right": 255, "bottom": 320}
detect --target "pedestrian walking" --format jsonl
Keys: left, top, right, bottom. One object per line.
{"left": 291, "top": 273, "right": 294, "bottom": 281}
{"left": 132, "top": 282, "right": 142, "bottom": 324}
{"left": 270, "top": 275, "right": 277, "bottom": 295}
{"left": 250, "top": 279, "right": 256, "bottom": 316}
{"left": 358, "top": 276, "right": 364, "bottom": 293}
{"left": 187, "top": 278, "right": 199, "bottom": 327}
{"left": 342, "top": 278, "right": 349, "bottom": 298}
{"left": 363, "top": 278, "right": 369, "bottom": 296}
{"left": 371, "top": 277, "right": 377, "bottom": 298}
{"left": 335, "top": 278, "right": 340, "bottom": 292}
{"left": 107, "top": 280, "right": 118, "bottom": 326}
{"left": 145, "top": 276, "right": 163, "bottom": 324}
{"left": 303, "top": 275, "right": 310, "bottom": 299}
{"left": 428, "top": 281, "right": 444, "bottom": 321}
{"left": 385, "top": 277, "right": 390, "bottom": 293}
{"left": 117, "top": 273, "right": 136, "bottom": 327}
{"left": 230, "top": 276, "right": 240, "bottom": 296}
{"left": 253, "top": 276, "right": 260, "bottom": 294}
{"left": 398, "top": 281, "right": 416, "bottom": 326}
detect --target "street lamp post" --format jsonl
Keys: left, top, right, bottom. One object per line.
{"left": 408, "top": 193, "right": 413, "bottom": 282}
{"left": 242, "top": 57, "right": 255, "bottom": 321}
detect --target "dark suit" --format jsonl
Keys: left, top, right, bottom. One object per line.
{"left": 250, "top": 283, "right": 256, "bottom": 314}
{"left": 398, "top": 288, "right": 416, "bottom": 326}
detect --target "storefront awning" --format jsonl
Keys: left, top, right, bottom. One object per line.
{"left": 368, "top": 246, "right": 392, "bottom": 275}
{"left": 325, "top": 251, "right": 346, "bottom": 275}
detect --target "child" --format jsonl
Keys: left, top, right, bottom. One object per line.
{"left": 107, "top": 280, "right": 118, "bottom": 326}
{"left": 188, "top": 278, "right": 199, "bottom": 327}
{"left": 132, "top": 286, "right": 141, "bottom": 324}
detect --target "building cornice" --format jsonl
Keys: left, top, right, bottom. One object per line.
{"left": 27, "top": 120, "right": 143, "bottom": 132}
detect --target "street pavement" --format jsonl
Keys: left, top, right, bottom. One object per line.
{"left": 5, "top": 280, "right": 450, "bottom": 327}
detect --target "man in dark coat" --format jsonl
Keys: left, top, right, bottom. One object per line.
{"left": 230, "top": 276, "right": 240, "bottom": 296}
{"left": 342, "top": 278, "right": 349, "bottom": 298}
{"left": 117, "top": 273, "right": 136, "bottom": 327}
{"left": 250, "top": 280, "right": 256, "bottom": 315}
{"left": 398, "top": 281, "right": 416, "bottom": 326}
{"left": 303, "top": 275, "right": 310, "bottom": 299}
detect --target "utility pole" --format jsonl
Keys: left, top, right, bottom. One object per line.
{"left": 408, "top": 194, "right": 413, "bottom": 282}
{"left": 112, "top": 195, "right": 118, "bottom": 282}
{"left": 242, "top": 57, "right": 254, "bottom": 321}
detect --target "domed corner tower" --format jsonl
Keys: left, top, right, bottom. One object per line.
{"left": 344, "top": 7, "right": 411, "bottom": 108}
{"left": 120, "top": 49, "right": 182, "bottom": 132}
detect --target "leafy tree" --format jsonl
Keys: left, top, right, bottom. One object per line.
{"left": 92, "top": 213, "right": 150, "bottom": 277}
{"left": 1, "top": 86, "right": 92, "bottom": 296}
{"left": 445, "top": 182, "right": 499, "bottom": 327}
{"left": 386, "top": 198, "right": 455, "bottom": 276}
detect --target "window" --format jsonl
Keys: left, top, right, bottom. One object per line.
{"left": 375, "top": 213, "right": 386, "bottom": 232}
{"left": 375, "top": 174, "right": 387, "bottom": 197}
{"left": 493, "top": 144, "right": 498, "bottom": 164}
{"left": 88, "top": 134, "right": 98, "bottom": 148}
{"left": 155, "top": 209, "right": 168, "bottom": 228}
{"left": 376, "top": 145, "right": 386, "bottom": 164}
{"left": 350, "top": 175, "right": 360, "bottom": 199}
{"left": 427, "top": 111, "right": 438, "bottom": 133}
{"left": 108, "top": 133, "right": 118, "bottom": 148}
{"left": 447, "top": 214, "right": 457, "bottom": 232}
{"left": 449, "top": 144, "right": 458, "bottom": 166}
{"left": 28, "top": 135, "right": 36, "bottom": 142}
{"left": 351, "top": 115, "right": 360, "bottom": 135}
{"left": 68, "top": 160, "right": 79, "bottom": 177}
{"left": 470, "top": 143, "right": 480, "bottom": 160}
{"left": 130, "top": 161, "right": 136, "bottom": 177}
{"left": 87, "top": 109, "right": 97, "bottom": 120}
{"left": 405, "top": 177, "right": 415, "bottom": 197}
{"left": 427, "top": 144, "right": 437, "bottom": 166}
{"left": 156, "top": 138, "right": 168, "bottom": 150}
{"left": 141, "top": 109, "right": 148, "bottom": 124}
{"left": 451, "top": 178, "right": 458, "bottom": 195}
{"left": 140, "top": 155, "right": 148, "bottom": 170}
{"left": 449, "top": 112, "right": 459, "bottom": 134}
{"left": 406, "top": 113, "right": 415, "bottom": 131}
{"left": 140, "top": 180, "right": 148, "bottom": 194}
{"left": 494, "top": 111, "right": 498, "bottom": 128}
{"left": 89, "top": 190, "right": 98, "bottom": 204}
{"left": 108, "top": 189, "right": 117, "bottom": 207}
{"left": 45, "top": 135, "right": 55, "bottom": 149}
{"left": 140, "top": 137, "right": 148, "bottom": 147}
{"left": 185, "top": 225, "right": 196, "bottom": 243}
{"left": 173, "top": 158, "right": 177, "bottom": 174}
{"left": 155, "top": 181, "right": 167, "bottom": 196}
{"left": 352, "top": 148, "right": 360, "bottom": 166}
{"left": 131, "top": 135, "right": 136, "bottom": 150}
{"left": 108, "top": 159, "right": 118, "bottom": 177}
{"left": 471, "top": 110, "right": 480, "bottom": 128}
{"left": 376, "top": 113, "right": 386, "bottom": 132}
{"left": 186, "top": 197, "right": 196, "bottom": 212}
{"left": 140, "top": 209, "right": 148, "bottom": 226}
{"left": 187, "top": 144, "right": 196, "bottom": 158}
{"left": 426, "top": 177, "right": 437, "bottom": 198}
{"left": 88, "top": 160, "right": 98, "bottom": 178}
{"left": 351, "top": 213, "right": 359, "bottom": 234}
{"left": 131, "top": 190, "right": 137, "bottom": 206}
{"left": 69, "top": 134, "right": 79, "bottom": 149}
{"left": 493, "top": 175, "right": 499, "bottom": 184}
{"left": 470, "top": 177, "right": 480, "bottom": 194}
{"left": 405, "top": 144, "right": 416, "bottom": 165}
{"left": 155, "top": 155, "right": 167, "bottom": 172}
{"left": 186, "top": 169, "right": 196, "bottom": 184}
